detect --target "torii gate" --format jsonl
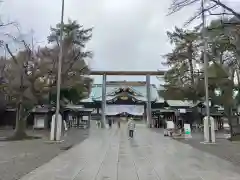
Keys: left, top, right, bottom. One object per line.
{"left": 90, "top": 70, "right": 165, "bottom": 127}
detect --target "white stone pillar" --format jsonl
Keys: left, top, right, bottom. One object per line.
{"left": 210, "top": 116, "right": 216, "bottom": 143}
{"left": 203, "top": 116, "right": 210, "bottom": 142}
{"left": 50, "top": 114, "right": 62, "bottom": 141}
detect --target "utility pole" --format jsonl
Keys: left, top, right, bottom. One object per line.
{"left": 201, "top": 0, "right": 212, "bottom": 143}
{"left": 53, "top": 0, "right": 65, "bottom": 141}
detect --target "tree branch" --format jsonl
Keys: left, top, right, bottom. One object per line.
{"left": 209, "top": 12, "right": 234, "bottom": 16}
{"left": 0, "top": 21, "right": 17, "bottom": 27}
{"left": 210, "top": 0, "right": 240, "bottom": 20}
{"left": 184, "top": 4, "right": 218, "bottom": 26}
{"left": 63, "top": 51, "right": 82, "bottom": 74}
{"left": 5, "top": 44, "right": 18, "bottom": 65}
{"left": 168, "top": 0, "right": 199, "bottom": 15}
{"left": 169, "top": 0, "right": 240, "bottom": 25}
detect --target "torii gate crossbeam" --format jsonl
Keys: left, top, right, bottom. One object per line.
{"left": 90, "top": 70, "right": 165, "bottom": 76}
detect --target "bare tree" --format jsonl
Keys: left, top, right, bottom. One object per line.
{"left": 169, "top": 0, "right": 240, "bottom": 26}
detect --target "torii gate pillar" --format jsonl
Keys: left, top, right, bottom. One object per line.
{"left": 146, "top": 74, "right": 152, "bottom": 127}
{"left": 101, "top": 73, "right": 107, "bottom": 128}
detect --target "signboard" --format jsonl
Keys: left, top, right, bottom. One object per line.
{"left": 184, "top": 124, "right": 192, "bottom": 138}
{"left": 82, "top": 116, "right": 88, "bottom": 121}
{"left": 179, "top": 109, "right": 186, "bottom": 113}
{"left": 34, "top": 115, "right": 45, "bottom": 129}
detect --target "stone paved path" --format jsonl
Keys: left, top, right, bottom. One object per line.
{"left": 175, "top": 132, "right": 240, "bottom": 167}
{"left": 20, "top": 124, "right": 240, "bottom": 180}
{"left": 0, "top": 129, "right": 89, "bottom": 180}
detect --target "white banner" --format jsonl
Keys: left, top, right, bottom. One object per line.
{"left": 179, "top": 109, "right": 186, "bottom": 113}
{"left": 106, "top": 105, "right": 144, "bottom": 116}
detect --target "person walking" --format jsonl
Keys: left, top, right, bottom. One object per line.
{"left": 127, "top": 118, "right": 135, "bottom": 138}
{"left": 117, "top": 119, "right": 121, "bottom": 128}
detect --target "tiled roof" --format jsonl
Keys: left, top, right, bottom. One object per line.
{"left": 81, "top": 97, "right": 93, "bottom": 103}
{"left": 81, "top": 83, "right": 163, "bottom": 103}
{"left": 166, "top": 100, "right": 193, "bottom": 107}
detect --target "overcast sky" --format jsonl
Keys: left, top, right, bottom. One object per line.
{"left": 0, "top": 0, "right": 204, "bottom": 85}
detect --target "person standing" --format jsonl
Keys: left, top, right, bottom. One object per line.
{"left": 127, "top": 118, "right": 135, "bottom": 138}
{"left": 108, "top": 118, "right": 112, "bottom": 128}
{"left": 96, "top": 120, "right": 101, "bottom": 128}
{"left": 163, "top": 119, "right": 168, "bottom": 136}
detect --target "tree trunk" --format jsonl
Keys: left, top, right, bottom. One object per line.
{"left": 11, "top": 99, "right": 27, "bottom": 140}
{"left": 188, "top": 45, "right": 194, "bottom": 85}
{"left": 236, "top": 69, "right": 240, "bottom": 85}
{"left": 219, "top": 52, "right": 223, "bottom": 65}
{"left": 189, "top": 58, "right": 194, "bottom": 84}
{"left": 188, "top": 44, "right": 197, "bottom": 103}
{"left": 225, "top": 105, "right": 234, "bottom": 140}
{"left": 230, "top": 69, "right": 235, "bottom": 81}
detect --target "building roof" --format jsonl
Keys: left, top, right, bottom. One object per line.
{"left": 166, "top": 100, "right": 193, "bottom": 107}
{"left": 106, "top": 105, "right": 144, "bottom": 116}
{"left": 81, "top": 81, "right": 164, "bottom": 103}
{"left": 80, "top": 81, "right": 195, "bottom": 108}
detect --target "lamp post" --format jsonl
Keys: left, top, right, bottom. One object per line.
{"left": 201, "top": 0, "right": 212, "bottom": 143}
{"left": 53, "top": 0, "right": 65, "bottom": 141}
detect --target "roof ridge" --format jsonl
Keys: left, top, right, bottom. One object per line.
{"left": 92, "top": 83, "right": 156, "bottom": 86}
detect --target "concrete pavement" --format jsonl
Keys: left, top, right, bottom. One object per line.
{"left": 20, "top": 124, "right": 240, "bottom": 180}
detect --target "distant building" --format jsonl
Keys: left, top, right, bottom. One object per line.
{"left": 80, "top": 81, "right": 165, "bottom": 116}
{"left": 79, "top": 81, "right": 203, "bottom": 128}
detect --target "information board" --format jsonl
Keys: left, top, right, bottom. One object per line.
{"left": 184, "top": 123, "right": 192, "bottom": 138}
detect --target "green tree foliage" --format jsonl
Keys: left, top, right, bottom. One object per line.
{"left": 162, "top": 27, "right": 201, "bottom": 101}
{"left": 162, "top": 16, "right": 240, "bottom": 119}
{"left": 50, "top": 78, "right": 92, "bottom": 105}
{"left": 41, "top": 19, "right": 93, "bottom": 104}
